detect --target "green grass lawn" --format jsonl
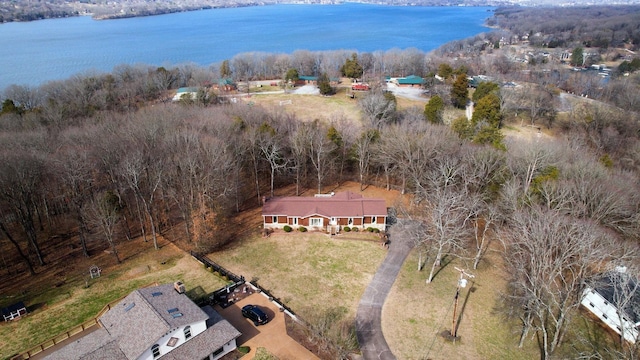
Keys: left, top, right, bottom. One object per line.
{"left": 382, "top": 250, "right": 541, "bottom": 360}
{"left": 0, "top": 243, "right": 228, "bottom": 360}
{"left": 209, "top": 232, "right": 386, "bottom": 319}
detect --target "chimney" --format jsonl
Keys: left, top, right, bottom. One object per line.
{"left": 174, "top": 281, "right": 185, "bottom": 294}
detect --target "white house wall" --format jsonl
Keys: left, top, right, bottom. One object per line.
{"left": 210, "top": 339, "right": 238, "bottom": 360}
{"left": 137, "top": 320, "right": 207, "bottom": 360}
{"left": 581, "top": 288, "right": 639, "bottom": 343}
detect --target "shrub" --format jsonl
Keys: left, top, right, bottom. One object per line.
{"left": 299, "top": 226, "right": 307, "bottom": 232}
{"left": 343, "top": 226, "right": 351, "bottom": 232}
{"left": 283, "top": 225, "right": 292, "bottom": 232}
{"left": 238, "top": 346, "right": 250, "bottom": 354}
{"left": 366, "top": 227, "right": 375, "bottom": 232}
{"left": 373, "top": 228, "right": 380, "bottom": 233}
{"left": 352, "top": 227, "right": 359, "bottom": 232}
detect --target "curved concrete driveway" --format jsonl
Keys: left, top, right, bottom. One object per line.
{"left": 356, "top": 219, "right": 416, "bottom": 360}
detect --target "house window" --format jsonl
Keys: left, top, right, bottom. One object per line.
{"left": 184, "top": 325, "right": 191, "bottom": 339}
{"left": 330, "top": 217, "right": 336, "bottom": 224}
{"left": 348, "top": 218, "right": 353, "bottom": 225}
{"left": 371, "top": 216, "right": 377, "bottom": 224}
{"left": 602, "top": 314, "right": 608, "bottom": 319}
{"left": 212, "top": 347, "right": 224, "bottom": 356}
{"left": 272, "top": 216, "right": 278, "bottom": 224}
{"left": 292, "top": 217, "right": 298, "bottom": 225}
{"left": 152, "top": 344, "right": 160, "bottom": 358}
{"left": 310, "top": 218, "right": 322, "bottom": 227}
{"left": 589, "top": 302, "right": 595, "bottom": 308}
{"left": 604, "top": 301, "right": 609, "bottom": 306}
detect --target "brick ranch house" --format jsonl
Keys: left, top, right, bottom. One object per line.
{"left": 261, "top": 191, "right": 387, "bottom": 233}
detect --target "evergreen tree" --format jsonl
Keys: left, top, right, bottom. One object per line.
{"left": 472, "top": 81, "right": 499, "bottom": 102}
{"left": 285, "top": 68, "right": 299, "bottom": 83}
{"left": 471, "top": 93, "right": 502, "bottom": 128}
{"left": 452, "top": 116, "right": 473, "bottom": 140}
{"left": 318, "top": 73, "right": 334, "bottom": 95}
{"left": 437, "top": 63, "right": 453, "bottom": 80}
{"left": 220, "top": 60, "right": 232, "bottom": 78}
{"left": 424, "top": 95, "right": 444, "bottom": 124}
{"left": 341, "top": 53, "right": 364, "bottom": 80}
{"left": 1, "top": 99, "right": 23, "bottom": 115}
{"left": 570, "top": 47, "right": 584, "bottom": 67}
{"left": 451, "top": 74, "right": 469, "bottom": 109}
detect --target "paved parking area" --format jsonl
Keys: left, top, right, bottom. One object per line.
{"left": 216, "top": 292, "right": 319, "bottom": 360}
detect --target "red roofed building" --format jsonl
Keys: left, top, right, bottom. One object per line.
{"left": 262, "top": 191, "right": 387, "bottom": 233}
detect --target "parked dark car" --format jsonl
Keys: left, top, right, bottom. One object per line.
{"left": 241, "top": 304, "right": 269, "bottom": 325}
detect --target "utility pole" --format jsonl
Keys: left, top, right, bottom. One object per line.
{"left": 451, "top": 267, "right": 475, "bottom": 339}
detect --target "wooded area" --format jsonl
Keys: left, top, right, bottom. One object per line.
{"left": 2, "top": 7, "right": 640, "bottom": 357}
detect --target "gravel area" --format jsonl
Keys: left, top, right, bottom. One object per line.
{"left": 292, "top": 85, "right": 320, "bottom": 95}
{"left": 385, "top": 83, "right": 428, "bottom": 102}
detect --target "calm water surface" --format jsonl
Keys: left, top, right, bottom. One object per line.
{"left": 0, "top": 4, "right": 493, "bottom": 89}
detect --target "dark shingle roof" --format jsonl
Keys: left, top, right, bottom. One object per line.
{"left": 1, "top": 301, "right": 26, "bottom": 316}
{"left": 591, "top": 272, "right": 640, "bottom": 324}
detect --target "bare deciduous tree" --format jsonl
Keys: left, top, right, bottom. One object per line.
{"left": 289, "top": 121, "right": 311, "bottom": 196}
{"left": 86, "top": 191, "right": 122, "bottom": 263}
{"left": 422, "top": 187, "right": 475, "bottom": 284}
{"left": 354, "top": 129, "right": 379, "bottom": 191}
{"left": 359, "top": 90, "right": 397, "bottom": 130}
{"left": 55, "top": 147, "right": 93, "bottom": 257}
{"left": 0, "top": 151, "right": 46, "bottom": 266}
{"left": 501, "top": 206, "right": 612, "bottom": 358}
{"left": 308, "top": 122, "right": 336, "bottom": 194}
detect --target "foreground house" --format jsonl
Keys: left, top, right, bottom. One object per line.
{"left": 262, "top": 191, "right": 387, "bottom": 233}
{"left": 581, "top": 268, "right": 640, "bottom": 343}
{"left": 45, "top": 282, "right": 241, "bottom": 360}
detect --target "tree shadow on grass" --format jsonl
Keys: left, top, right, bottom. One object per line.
{"left": 430, "top": 255, "right": 454, "bottom": 283}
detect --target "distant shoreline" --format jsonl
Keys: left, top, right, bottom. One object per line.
{"left": 91, "top": 3, "right": 261, "bottom": 21}
{"left": 1, "top": 1, "right": 497, "bottom": 24}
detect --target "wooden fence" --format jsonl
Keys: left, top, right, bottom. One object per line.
{"left": 14, "top": 282, "right": 159, "bottom": 360}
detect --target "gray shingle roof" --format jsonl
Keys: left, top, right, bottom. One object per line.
{"left": 43, "top": 328, "right": 125, "bottom": 360}
{"left": 160, "top": 306, "right": 241, "bottom": 360}
{"left": 46, "top": 283, "right": 236, "bottom": 360}
{"left": 100, "top": 283, "right": 209, "bottom": 359}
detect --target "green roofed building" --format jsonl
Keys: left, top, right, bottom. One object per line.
{"left": 391, "top": 75, "right": 424, "bottom": 87}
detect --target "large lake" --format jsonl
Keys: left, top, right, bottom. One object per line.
{"left": 0, "top": 4, "right": 493, "bottom": 89}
